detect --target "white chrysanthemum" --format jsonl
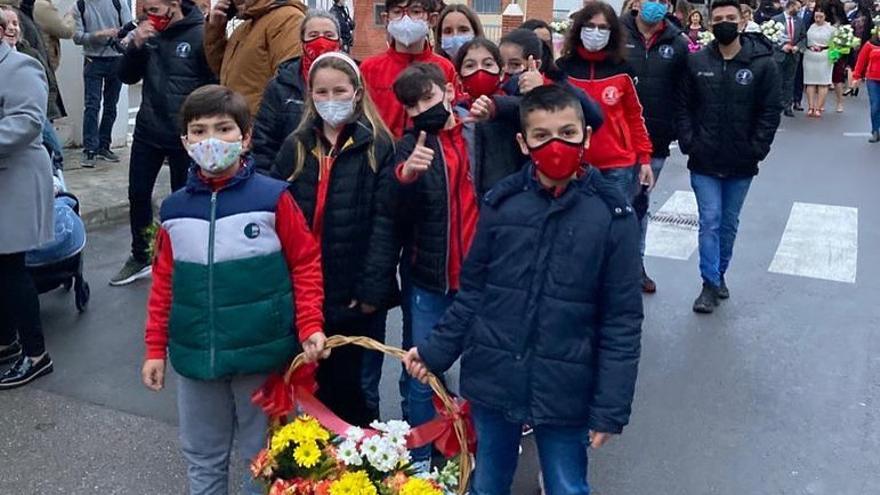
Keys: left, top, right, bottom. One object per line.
{"left": 337, "top": 439, "right": 363, "bottom": 466}
{"left": 363, "top": 437, "right": 400, "bottom": 472}
{"left": 344, "top": 426, "right": 365, "bottom": 443}
{"left": 359, "top": 434, "right": 383, "bottom": 458}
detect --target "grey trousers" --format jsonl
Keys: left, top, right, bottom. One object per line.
{"left": 176, "top": 373, "right": 269, "bottom": 495}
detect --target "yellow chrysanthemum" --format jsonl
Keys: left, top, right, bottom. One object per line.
{"left": 399, "top": 478, "right": 442, "bottom": 495}
{"left": 291, "top": 415, "right": 331, "bottom": 444}
{"left": 329, "top": 470, "right": 377, "bottom": 495}
{"left": 293, "top": 441, "right": 322, "bottom": 468}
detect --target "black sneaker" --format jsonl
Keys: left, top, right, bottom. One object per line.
{"left": 869, "top": 131, "right": 880, "bottom": 143}
{"left": 0, "top": 354, "right": 53, "bottom": 390}
{"left": 81, "top": 151, "right": 97, "bottom": 168}
{"left": 96, "top": 148, "right": 121, "bottom": 163}
{"left": 109, "top": 256, "right": 152, "bottom": 286}
{"left": 717, "top": 277, "right": 730, "bottom": 300}
{"left": 693, "top": 283, "right": 720, "bottom": 314}
{"left": 641, "top": 264, "right": 657, "bottom": 294}
{"left": 0, "top": 341, "right": 22, "bottom": 366}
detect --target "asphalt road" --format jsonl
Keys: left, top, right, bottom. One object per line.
{"left": 1, "top": 96, "right": 878, "bottom": 495}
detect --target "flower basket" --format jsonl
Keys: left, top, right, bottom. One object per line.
{"left": 251, "top": 335, "right": 475, "bottom": 495}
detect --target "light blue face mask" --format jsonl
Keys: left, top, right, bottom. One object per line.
{"left": 441, "top": 33, "right": 474, "bottom": 58}
{"left": 640, "top": 1, "right": 668, "bottom": 24}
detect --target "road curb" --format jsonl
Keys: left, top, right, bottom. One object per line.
{"left": 82, "top": 198, "right": 163, "bottom": 229}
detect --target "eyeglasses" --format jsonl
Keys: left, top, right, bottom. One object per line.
{"left": 387, "top": 5, "right": 428, "bottom": 19}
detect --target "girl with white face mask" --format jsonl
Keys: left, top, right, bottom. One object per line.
{"left": 270, "top": 52, "right": 400, "bottom": 426}
{"left": 434, "top": 4, "right": 484, "bottom": 61}
{"left": 557, "top": 1, "right": 655, "bottom": 239}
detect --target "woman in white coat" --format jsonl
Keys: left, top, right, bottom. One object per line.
{"left": 0, "top": 9, "right": 54, "bottom": 390}
{"left": 803, "top": 9, "right": 836, "bottom": 116}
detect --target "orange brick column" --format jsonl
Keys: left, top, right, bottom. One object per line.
{"left": 351, "top": 0, "right": 391, "bottom": 61}
{"left": 501, "top": 1, "right": 524, "bottom": 35}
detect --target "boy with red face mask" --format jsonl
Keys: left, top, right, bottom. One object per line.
{"left": 403, "top": 84, "right": 643, "bottom": 495}
{"left": 252, "top": 10, "right": 343, "bottom": 173}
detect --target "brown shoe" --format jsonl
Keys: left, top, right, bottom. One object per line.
{"left": 642, "top": 265, "right": 657, "bottom": 294}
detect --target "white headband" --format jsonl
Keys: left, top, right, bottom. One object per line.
{"left": 308, "top": 51, "right": 361, "bottom": 83}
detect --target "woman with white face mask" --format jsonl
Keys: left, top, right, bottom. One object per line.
{"left": 271, "top": 52, "right": 400, "bottom": 426}
{"left": 434, "top": 3, "right": 483, "bottom": 61}
{"left": 557, "top": 1, "right": 655, "bottom": 205}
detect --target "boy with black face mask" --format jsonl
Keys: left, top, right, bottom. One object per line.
{"left": 677, "top": 0, "right": 782, "bottom": 314}
{"left": 403, "top": 84, "right": 643, "bottom": 495}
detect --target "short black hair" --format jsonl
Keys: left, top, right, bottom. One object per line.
{"left": 500, "top": 28, "right": 544, "bottom": 62}
{"left": 519, "top": 85, "right": 585, "bottom": 130}
{"left": 710, "top": 0, "right": 743, "bottom": 14}
{"left": 179, "top": 85, "right": 251, "bottom": 135}
{"left": 519, "top": 19, "right": 551, "bottom": 32}
{"left": 393, "top": 63, "right": 447, "bottom": 108}
{"left": 784, "top": 0, "right": 799, "bottom": 8}
{"left": 385, "top": 0, "right": 432, "bottom": 13}
{"left": 454, "top": 37, "right": 502, "bottom": 73}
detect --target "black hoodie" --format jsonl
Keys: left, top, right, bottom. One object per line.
{"left": 252, "top": 58, "right": 308, "bottom": 173}
{"left": 622, "top": 12, "right": 689, "bottom": 158}
{"left": 119, "top": 5, "right": 217, "bottom": 149}
{"left": 676, "top": 33, "right": 783, "bottom": 178}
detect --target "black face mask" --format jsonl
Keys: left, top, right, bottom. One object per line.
{"left": 412, "top": 101, "right": 451, "bottom": 134}
{"left": 713, "top": 21, "right": 740, "bottom": 45}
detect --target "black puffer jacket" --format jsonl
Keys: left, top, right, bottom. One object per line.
{"left": 252, "top": 58, "right": 307, "bottom": 173}
{"left": 419, "top": 165, "right": 644, "bottom": 429}
{"left": 118, "top": 5, "right": 216, "bottom": 149}
{"left": 676, "top": 34, "right": 783, "bottom": 178}
{"left": 622, "top": 13, "right": 689, "bottom": 158}
{"left": 272, "top": 118, "right": 399, "bottom": 328}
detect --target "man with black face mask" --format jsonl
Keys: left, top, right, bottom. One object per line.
{"left": 676, "top": 0, "right": 782, "bottom": 314}
{"left": 622, "top": 0, "right": 689, "bottom": 294}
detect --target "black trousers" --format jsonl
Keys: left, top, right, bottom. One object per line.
{"left": 0, "top": 252, "right": 45, "bottom": 356}
{"left": 794, "top": 54, "right": 805, "bottom": 103}
{"left": 779, "top": 53, "right": 801, "bottom": 108}
{"left": 129, "top": 138, "right": 190, "bottom": 262}
{"left": 315, "top": 314, "right": 381, "bottom": 427}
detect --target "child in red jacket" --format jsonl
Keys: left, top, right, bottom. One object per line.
{"left": 360, "top": 0, "right": 457, "bottom": 138}
{"left": 852, "top": 36, "right": 880, "bottom": 142}
{"left": 140, "top": 85, "right": 325, "bottom": 495}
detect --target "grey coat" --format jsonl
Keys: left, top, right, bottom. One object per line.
{"left": 0, "top": 42, "right": 54, "bottom": 254}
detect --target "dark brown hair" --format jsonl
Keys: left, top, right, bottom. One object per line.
{"left": 179, "top": 85, "right": 251, "bottom": 135}
{"left": 454, "top": 37, "right": 502, "bottom": 73}
{"left": 393, "top": 62, "right": 448, "bottom": 108}
{"left": 434, "top": 3, "right": 484, "bottom": 57}
{"left": 563, "top": 2, "right": 626, "bottom": 63}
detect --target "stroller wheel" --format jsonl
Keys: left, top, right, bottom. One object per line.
{"left": 75, "top": 280, "right": 90, "bottom": 313}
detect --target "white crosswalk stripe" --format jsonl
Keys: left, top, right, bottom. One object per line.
{"left": 645, "top": 190, "right": 699, "bottom": 261}
{"left": 768, "top": 202, "right": 859, "bottom": 284}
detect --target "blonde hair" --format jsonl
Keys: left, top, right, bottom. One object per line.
{"left": 288, "top": 55, "right": 392, "bottom": 181}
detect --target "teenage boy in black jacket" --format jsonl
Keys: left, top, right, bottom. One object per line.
{"left": 404, "top": 85, "right": 644, "bottom": 495}
{"left": 111, "top": 0, "right": 215, "bottom": 286}
{"left": 677, "top": 0, "right": 782, "bottom": 313}
{"left": 622, "top": 0, "right": 689, "bottom": 293}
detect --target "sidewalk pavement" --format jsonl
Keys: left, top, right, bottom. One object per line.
{"left": 63, "top": 146, "right": 171, "bottom": 228}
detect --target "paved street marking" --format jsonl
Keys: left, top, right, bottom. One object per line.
{"left": 645, "top": 190, "right": 700, "bottom": 260}
{"left": 769, "top": 203, "right": 858, "bottom": 283}
{"left": 843, "top": 132, "right": 872, "bottom": 137}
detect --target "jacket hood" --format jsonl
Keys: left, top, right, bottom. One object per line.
{"left": 275, "top": 57, "right": 306, "bottom": 90}
{"left": 621, "top": 12, "right": 684, "bottom": 43}
{"left": 711, "top": 32, "right": 775, "bottom": 61}
{"left": 294, "top": 116, "right": 379, "bottom": 153}
{"left": 243, "top": 0, "right": 306, "bottom": 20}
{"left": 185, "top": 158, "right": 256, "bottom": 193}
{"left": 162, "top": 4, "right": 205, "bottom": 34}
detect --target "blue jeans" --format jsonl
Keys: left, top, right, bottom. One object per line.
{"left": 640, "top": 157, "right": 666, "bottom": 257}
{"left": 82, "top": 56, "right": 122, "bottom": 153}
{"left": 361, "top": 310, "right": 388, "bottom": 413}
{"left": 690, "top": 172, "right": 753, "bottom": 287}
{"left": 867, "top": 80, "right": 880, "bottom": 133}
{"left": 407, "top": 284, "right": 455, "bottom": 463}
{"left": 599, "top": 164, "right": 639, "bottom": 200}
{"left": 470, "top": 405, "right": 591, "bottom": 495}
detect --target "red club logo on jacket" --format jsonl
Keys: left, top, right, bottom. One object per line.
{"left": 602, "top": 86, "right": 621, "bottom": 105}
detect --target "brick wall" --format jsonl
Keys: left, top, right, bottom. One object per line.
{"left": 351, "top": 0, "right": 390, "bottom": 61}
{"left": 524, "top": 0, "right": 553, "bottom": 22}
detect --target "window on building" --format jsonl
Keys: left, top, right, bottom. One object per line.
{"left": 472, "top": 0, "right": 501, "bottom": 14}
{"left": 374, "top": 4, "right": 386, "bottom": 25}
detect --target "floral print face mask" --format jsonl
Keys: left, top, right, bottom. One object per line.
{"left": 184, "top": 137, "right": 243, "bottom": 174}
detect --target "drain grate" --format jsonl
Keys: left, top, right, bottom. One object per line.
{"left": 648, "top": 212, "right": 700, "bottom": 228}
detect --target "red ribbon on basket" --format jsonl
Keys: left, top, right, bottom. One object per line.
{"left": 251, "top": 363, "right": 318, "bottom": 420}
{"left": 406, "top": 396, "right": 476, "bottom": 457}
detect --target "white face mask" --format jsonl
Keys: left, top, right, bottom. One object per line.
{"left": 387, "top": 15, "right": 429, "bottom": 46}
{"left": 580, "top": 27, "right": 611, "bottom": 52}
{"left": 441, "top": 33, "right": 474, "bottom": 59}
{"left": 315, "top": 98, "right": 356, "bottom": 127}
{"left": 185, "top": 137, "right": 242, "bottom": 174}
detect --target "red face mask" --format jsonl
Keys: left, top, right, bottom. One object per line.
{"left": 302, "top": 36, "right": 341, "bottom": 77}
{"left": 147, "top": 9, "right": 173, "bottom": 32}
{"left": 461, "top": 69, "right": 501, "bottom": 99}
{"left": 528, "top": 138, "right": 585, "bottom": 180}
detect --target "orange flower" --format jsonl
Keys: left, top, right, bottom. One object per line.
{"left": 386, "top": 472, "right": 409, "bottom": 491}
{"left": 268, "top": 479, "right": 294, "bottom": 495}
{"left": 250, "top": 449, "right": 275, "bottom": 478}
{"left": 316, "top": 480, "right": 333, "bottom": 495}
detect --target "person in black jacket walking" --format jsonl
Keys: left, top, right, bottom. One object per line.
{"left": 404, "top": 86, "right": 643, "bottom": 495}
{"left": 252, "top": 10, "right": 341, "bottom": 173}
{"left": 677, "top": 0, "right": 782, "bottom": 313}
{"left": 110, "top": 0, "right": 216, "bottom": 286}
{"left": 330, "top": 0, "right": 353, "bottom": 53}
{"left": 622, "top": 0, "right": 688, "bottom": 293}
{"left": 272, "top": 52, "right": 399, "bottom": 426}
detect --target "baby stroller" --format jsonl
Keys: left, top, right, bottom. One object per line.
{"left": 25, "top": 164, "right": 90, "bottom": 313}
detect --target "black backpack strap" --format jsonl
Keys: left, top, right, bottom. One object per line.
{"left": 77, "top": 0, "right": 86, "bottom": 30}
{"left": 111, "top": 0, "right": 123, "bottom": 26}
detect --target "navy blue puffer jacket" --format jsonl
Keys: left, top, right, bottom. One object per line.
{"left": 419, "top": 166, "right": 644, "bottom": 431}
